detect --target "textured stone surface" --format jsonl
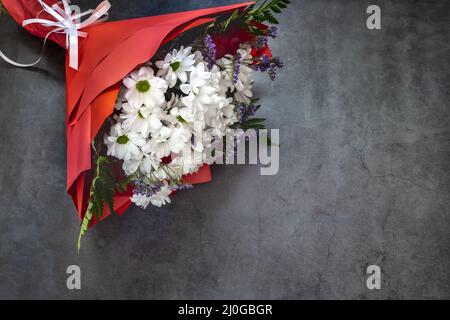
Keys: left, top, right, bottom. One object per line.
{"left": 0, "top": 0, "right": 449, "bottom": 299}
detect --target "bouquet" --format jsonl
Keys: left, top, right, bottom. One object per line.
{"left": 0, "top": 0, "right": 289, "bottom": 250}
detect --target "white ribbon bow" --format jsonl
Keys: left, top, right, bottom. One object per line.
{"left": 0, "top": 0, "right": 111, "bottom": 70}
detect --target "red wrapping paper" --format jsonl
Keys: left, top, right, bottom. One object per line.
{"left": 2, "top": 0, "right": 255, "bottom": 223}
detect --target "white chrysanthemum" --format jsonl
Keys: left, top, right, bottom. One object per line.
{"left": 205, "top": 95, "right": 236, "bottom": 136}
{"left": 122, "top": 156, "right": 142, "bottom": 175}
{"left": 153, "top": 167, "right": 168, "bottom": 180}
{"left": 105, "top": 123, "right": 145, "bottom": 161}
{"left": 179, "top": 63, "right": 216, "bottom": 120}
{"left": 171, "top": 148, "right": 203, "bottom": 175}
{"left": 149, "top": 181, "right": 172, "bottom": 207}
{"left": 179, "top": 62, "right": 211, "bottom": 96}
{"left": 120, "top": 103, "right": 163, "bottom": 138}
{"left": 123, "top": 66, "right": 168, "bottom": 108}
{"left": 216, "top": 47, "right": 254, "bottom": 103}
{"left": 164, "top": 93, "right": 183, "bottom": 112}
{"left": 193, "top": 50, "right": 204, "bottom": 64}
{"left": 131, "top": 193, "right": 152, "bottom": 209}
{"left": 210, "top": 65, "right": 231, "bottom": 96}
{"left": 139, "top": 152, "right": 162, "bottom": 175}
{"left": 164, "top": 94, "right": 192, "bottom": 125}
{"left": 156, "top": 46, "right": 196, "bottom": 88}
{"left": 142, "top": 126, "right": 189, "bottom": 158}
{"left": 234, "top": 66, "right": 254, "bottom": 103}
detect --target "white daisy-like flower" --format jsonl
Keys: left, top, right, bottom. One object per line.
{"left": 164, "top": 94, "right": 192, "bottom": 125}
{"left": 164, "top": 93, "right": 183, "bottom": 112}
{"left": 142, "top": 126, "right": 189, "bottom": 158}
{"left": 130, "top": 193, "right": 152, "bottom": 209}
{"left": 205, "top": 95, "right": 236, "bottom": 136}
{"left": 171, "top": 148, "right": 203, "bottom": 175}
{"left": 179, "top": 63, "right": 216, "bottom": 121}
{"left": 193, "top": 50, "right": 204, "bottom": 64}
{"left": 210, "top": 65, "right": 231, "bottom": 96}
{"left": 233, "top": 65, "right": 254, "bottom": 103}
{"left": 156, "top": 46, "right": 196, "bottom": 88}
{"left": 123, "top": 66, "right": 168, "bottom": 108}
{"left": 139, "top": 152, "right": 161, "bottom": 175}
{"left": 120, "top": 103, "right": 163, "bottom": 138}
{"left": 122, "top": 155, "right": 142, "bottom": 176}
{"left": 216, "top": 47, "right": 254, "bottom": 103}
{"left": 153, "top": 167, "right": 168, "bottom": 180}
{"left": 149, "top": 181, "right": 172, "bottom": 207}
{"left": 105, "top": 123, "right": 145, "bottom": 161}
{"left": 179, "top": 62, "right": 211, "bottom": 96}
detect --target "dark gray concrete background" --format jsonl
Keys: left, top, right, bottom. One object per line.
{"left": 0, "top": 0, "right": 449, "bottom": 299}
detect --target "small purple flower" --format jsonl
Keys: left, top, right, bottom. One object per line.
{"left": 268, "top": 66, "right": 277, "bottom": 81}
{"left": 237, "top": 102, "right": 258, "bottom": 124}
{"left": 237, "top": 103, "right": 246, "bottom": 123}
{"left": 255, "top": 35, "right": 268, "bottom": 49}
{"left": 132, "top": 178, "right": 164, "bottom": 197}
{"left": 268, "top": 26, "right": 278, "bottom": 38}
{"left": 271, "top": 56, "right": 284, "bottom": 68}
{"left": 252, "top": 55, "right": 284, "bottom": 81}
{"left": 202, "top": 34, "right": 216, "bottom": 70}
{"left": 233, "top": 52, "right": 242, "bottom": 84}
{"left": 253, "top": 54, "right": 271, "bottom": 72}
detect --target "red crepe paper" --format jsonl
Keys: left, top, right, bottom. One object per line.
{"left": 2, "top": 0, "right": 254, "bottom": 223}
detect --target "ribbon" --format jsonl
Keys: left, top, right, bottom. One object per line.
{"left": 0, "top": 0, "right": 110, "bottom": 70}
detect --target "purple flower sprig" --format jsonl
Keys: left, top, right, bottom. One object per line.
{"left": 255, "top": 35, "right": 268, "bottom": 49}
{"left": 132, "top": 178, "right": 164, "bottom": 197}
{"left": 237, "top": 102, "right": 259, "bottom": 124}
{"left": 232, "top": 52, "right": 242, "bottom": 84}
{"left": 202, "top": 34, "right": 216, "bottom": 70}
{"left": 268, "top": 26, "right": 278, "bottom": 39}
{"left": 252, "top": 54, "right": 284, "bottom": 81}
{"left": 254, "top": 26, "right": 277, "bottom": 49}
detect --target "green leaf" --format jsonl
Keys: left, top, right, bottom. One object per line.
{"left": 246, "top": 117, "right": 266, "bottom": 124}
{"left": 245, "top": 0, "right": 287, "bottom": 24}
{"left": 0, "top": 1, "right": 7, "bottom": 15}
{"left": 265, "top": 12, "right": 279, "bottom": 24}
{"left": 77, "top": 155, "right": 117, "bottom": 251}
{"left": 116, "top": 175, "right": 133, "bottom": 193}
{"left": 244, "top": 123, "right": 266, "bottom": 130}
{"left": 176, "top": 115, "right": 186, "bottom": 123}
{"left": 241, "top": 117, "right": 267, "bottom": 130}
{"left": 249, "top": 26, "right": 265, "bottom": 36}
{"left": 217, "top": 9, "right": 240, "bottom": 33}
{"left": 77, "top": 203, "right": 93, "bottom": 252}
{"left": 271, "top": 6, "right": 282, "bottom": 14}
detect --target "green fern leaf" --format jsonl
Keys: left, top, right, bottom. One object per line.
{"left": 271, "top": 6, "right": 282, "bottom": 14}
{"left": 77, "top": 202, "right": 94, "bottom": 252}
{"left": 77, "top": 155, "right": 117, "bottom": 251}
